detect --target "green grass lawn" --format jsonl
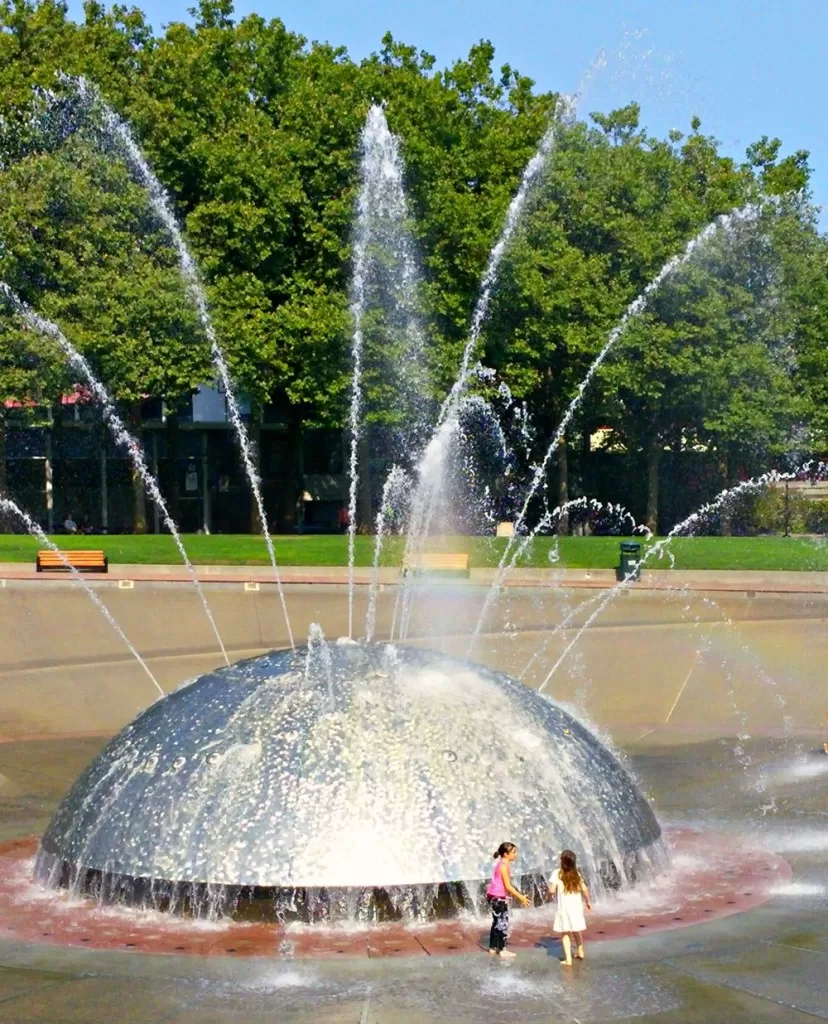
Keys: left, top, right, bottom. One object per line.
{"left": 1, "top": 532, "right": 826, "bottom": 570}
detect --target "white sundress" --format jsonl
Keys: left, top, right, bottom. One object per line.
{"left": 550, "top": 869, "right": 587, "bottom": 933}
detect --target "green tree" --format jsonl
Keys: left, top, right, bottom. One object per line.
{"left": 0, "top": 135, "right": 210, "bottom": 530}
{"left": 486, "top": 108, "right": 751, "bottom": 531}
{"left": 1, "top": 0, "right": 824, "bottom": 539}
{"left": 0, "top": 321, "right": 68, "bottom": 530}
{"left": 600, "top": 198, "right": 816, "bottom": 532}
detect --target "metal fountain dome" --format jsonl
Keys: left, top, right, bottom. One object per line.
{"left": 37, "top": 643, "right": 665, "bottom": 920}
{"left": 11, "top": 79, "right": 766, "bottom": 928}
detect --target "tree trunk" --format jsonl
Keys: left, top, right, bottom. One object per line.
{"left": 280, "top": 413, "right": 301, "bottom": 533}
{"left": 295, "top": 417, "right": 305, "bottom": 531}
{"left": 717, "top": 447, "right": 731, "bottom": 536}
{"left": 646, "top": 439, "right": 660, "bottom": 535}
{"left": 0, "top": 412, "right": 9, "bottom": 533}
{"left": 165, "top": 409, "right": 180, "bottom": 528}
{"left": 556, "top": 434, "right": 569, "bottom": 534}
{"left": 128, "top": 402, "right": 147, "bottom": 534}
{"left": 357, "top": 432, "right": 373, "bottom": 534}
{"left": 45, "top": 411, "right": 56, "bottom": 533}
{"left": 249, "top": 414, "right": 263, "bottom": 534}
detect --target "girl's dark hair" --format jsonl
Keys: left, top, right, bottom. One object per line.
{"left": 493, "top": 842, "right": 517, "bottom": 859}
{"left": 559, "top": 849, "right": 582, "bottom": 893}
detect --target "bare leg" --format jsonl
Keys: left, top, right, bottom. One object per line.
{"left": 561, "top": 933, "right": 573, "bottom": 965}
{"left": 575, "top": 932, "right": 584, "bottom": 959}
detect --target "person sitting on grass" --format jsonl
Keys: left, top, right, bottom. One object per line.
{"left": 548, "top": 849, "right": 591, "bottom": 966}
{"left": 486, "top": 841, "right": 530, "bottom": 959}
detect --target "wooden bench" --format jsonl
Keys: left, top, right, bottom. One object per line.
{"left": 401, "top": 552, "right": 470, "bottom": 578}
{"left": 36, "top": 550, "right": 108, "bottom": 574}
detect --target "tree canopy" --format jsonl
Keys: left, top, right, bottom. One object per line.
{"left": 0, "top": 0, "right": 825, "bottom": 533}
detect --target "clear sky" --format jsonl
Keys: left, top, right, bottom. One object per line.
{"left": 65, "top": 0, "right": 826, "bottom": 224}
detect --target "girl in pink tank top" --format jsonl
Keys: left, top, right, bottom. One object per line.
{"left": 486, "top": 842, "right": 530, "bottom": 957}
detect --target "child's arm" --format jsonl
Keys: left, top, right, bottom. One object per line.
{"left": 581, "top": 881, "right": 592, "bottom": 911}
{"left": 502, "top": 863, "right": 530, "bottom": 906}
{"left": 546, "top": 871, "right": 557, "bottom": 900}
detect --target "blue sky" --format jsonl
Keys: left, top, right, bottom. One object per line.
{"left": 66, "top": 0, "right": 826, "bottom": 223}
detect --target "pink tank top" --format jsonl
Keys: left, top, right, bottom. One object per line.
{"left": 486, "top": 858, "right": 508, "bottom": 898}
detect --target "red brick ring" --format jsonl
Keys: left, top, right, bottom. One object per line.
{"left": 0, "top": 829, "right": 790, "bottom": 959}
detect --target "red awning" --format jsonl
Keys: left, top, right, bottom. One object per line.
{"left": 3, "top": 386, "right": 96, "bottom": 409}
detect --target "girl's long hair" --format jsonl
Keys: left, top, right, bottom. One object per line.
{"left": 493, "top": 842, "right": 516, "bottom": 859}
{"left": 559, "top": 849, "right": 582, "bottom": 893}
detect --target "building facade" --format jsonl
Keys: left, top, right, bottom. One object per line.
{"left": 1, "top": 386, "right": 350, "bottom": 535}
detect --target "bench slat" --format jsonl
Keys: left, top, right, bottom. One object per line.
{"left": 36, "top": 550, "right": 108, "bottom": 574}
{"left": 401, "top": 552, "right": 469, "bottom": 577}
{"left": 402, "top": 554, "right": 468, "bottom": 565}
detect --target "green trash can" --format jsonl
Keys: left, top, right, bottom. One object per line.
{"left": 618, "top": 541, "right": 642, "bottom": 582}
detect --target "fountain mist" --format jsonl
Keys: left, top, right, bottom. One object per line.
{"left": 392, "top": 97, "right": 576, "bottom": 635}
{"left": 347, "top": 104, "right": 429, "bottom": 638}
{"left": 365, "top": 465, "right": 410, "bottom": 643}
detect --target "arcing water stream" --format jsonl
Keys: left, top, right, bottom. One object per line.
{"left": 470, "top": 203, "right": 764, "bottom": 645}
{"left": 61, "top": 75, "right": 295, "bottom": 650}
{"left": 0, "top": 283, "right": 229, "bottom": 667}
{"left": 536, "top": 464, "right": 822, "bottom": 695}
{"left": 0, "top": 496, "right": 163, "bottom": 697}
{"left": 0, "top": 76, "right": 820, "bottom": 959}
{"left": 11, "top": 79, "right": 791, "bottom": 701}
{"left": 436, "top": 94, "right": 577, "bottom": 428}
{"left": 346, "top": 104, "right": 429, "bottom": 638}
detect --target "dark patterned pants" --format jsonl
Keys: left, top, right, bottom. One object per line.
{"left": 488, "top": 896, "right": 509, "bottom": 951}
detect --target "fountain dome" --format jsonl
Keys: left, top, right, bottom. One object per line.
{"left": 36, "top": 644, "right": 665, "bottom": 920}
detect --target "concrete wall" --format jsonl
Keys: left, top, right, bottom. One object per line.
{"left": 1, "top": 582, "right": 825, "bottom": 744}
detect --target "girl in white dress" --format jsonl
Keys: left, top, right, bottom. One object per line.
{"left": 548, "top": 849, "right": 591, "bottom": 966}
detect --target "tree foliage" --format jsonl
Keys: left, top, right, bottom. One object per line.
{"left": 0, "top": 0, "right": 825, "bottom": 533}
